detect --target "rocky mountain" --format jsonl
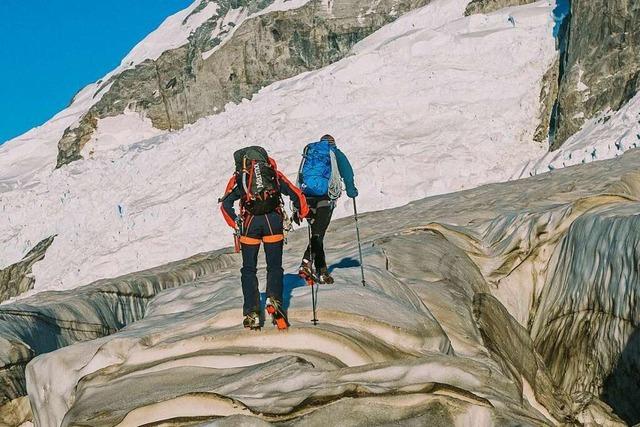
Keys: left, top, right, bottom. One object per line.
{"left": 56, "top": 0, "right": 640, "bottom": 164}
{"left": 551, "top": 0, "right": 640, "bottom": 148}
{"left": 55, "top": 0, "right": 435, "bottom": 167}
{"left": 3, "top": 0, "right": 638, "bottom": 173}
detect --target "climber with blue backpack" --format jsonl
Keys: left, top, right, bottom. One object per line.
{"left": 295, "top": 134, "right": 358, "bottom": 284}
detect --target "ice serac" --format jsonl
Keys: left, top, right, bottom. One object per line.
{"left": 473, "top": 292, "right": 572, "bottom": 422}
{"left": 552, "top": 0, "right": 640, "bottom": 149}
{"left": 56, "top": 0, "right": 434, "bottom": 167}
{"left": 0, "top": 236, "right": 55, "bottom": 303}
{"left": 424, "top": 171, "right": 640, "bottom": 423}
{"left": 531, "top": 202, "right": 640, "bottom": 424}
{"left": 0, "top": 249, "right": 236, "bottom": 426}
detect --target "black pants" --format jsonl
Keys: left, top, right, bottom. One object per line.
{"left": 303, "top": 201, "right": 334, "bottom": 271}
{"left": 240, "top": 212, "right": 284, "bottom": 315}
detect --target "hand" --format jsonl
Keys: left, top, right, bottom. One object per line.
{"left": 347, "top": 187, "right": 359, "bottom": 198}
{"left": 292, "top": 211, "right": 301, "bottom": 225}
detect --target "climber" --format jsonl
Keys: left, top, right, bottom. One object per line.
{"left": 296, "top": 134, "right": 358, "bottom": 284}
{"left": 220, "top": 146, "right": 308, "bottom": 330}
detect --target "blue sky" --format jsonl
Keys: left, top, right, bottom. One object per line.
{"left": 0, "top": 0, "right": 193, "bottom": 144}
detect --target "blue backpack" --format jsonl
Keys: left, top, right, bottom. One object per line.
{"left": 298, "top": 140, "right": 341, "bottom": 198}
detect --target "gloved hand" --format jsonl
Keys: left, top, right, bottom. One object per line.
{"left": 347, "top": 187, "right": 359, "bottom": 198}
{"left": 234, "top": 217, "right": 242, "bottom": 232}
{"left": 292, "top": 211, "right": 301, "bottom": 225}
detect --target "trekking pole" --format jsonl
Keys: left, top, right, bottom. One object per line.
{"left": 352, "top": 198, "right": 366, "bottom": 287}
{"left": 308, "top": 225, "right": 319, "bottom": 325}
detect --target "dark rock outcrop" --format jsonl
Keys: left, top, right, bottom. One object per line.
{"left": 534, "top": 58, "right": 559, "bottom": 143}
{"left": 552, "top": 0, "right": 640, "bottom": 149}
{"left": 464, "top": 0, "right": 536, "bottom": 16}
{"left": 0, "top": 236, "right": 55, "bottom": 304}
{"left": 56, "top": 0, "right": 433, "bottom": 167}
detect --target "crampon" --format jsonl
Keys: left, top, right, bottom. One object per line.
{"left": 266, "top": 297, "right": 289, "bottom": 330}
{"left": 299, "top": 263, "right": 320, "bottom": 286}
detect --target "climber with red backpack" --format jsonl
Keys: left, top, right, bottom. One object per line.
{"left": 220, "top": 146, "right": 308, "bottom": 330}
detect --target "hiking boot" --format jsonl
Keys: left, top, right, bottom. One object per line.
{"left": 243, "top": 311, "right": 260, "bottom": 330}
{"left": 266, "top": 297, "right": 289, "bottom": 330}
{"left": 319, "top": 268, "right": 334, "bottom": 284}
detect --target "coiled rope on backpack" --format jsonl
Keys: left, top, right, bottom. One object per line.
{"left": 328, "top": 150, "right": 343, "bottom": 200}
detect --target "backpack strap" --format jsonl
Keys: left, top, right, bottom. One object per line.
{"left": 268, "top": 157, "right": 280, "bottom": 187}
{"left": 219, "top": 173, "right": 237, "bottom": 202}
{"left": 297, "top": 145, "right": 310, "bottom": 186}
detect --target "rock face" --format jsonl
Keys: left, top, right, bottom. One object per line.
{"left": 552, "top": 0, "right": 640, "bottom": 149}
{"left": 0, "top": 236, "right": 55, "bottom": 303}
{"left": 533, "top": 58, "right": 559, "bottom": 143}
{"left": 10, "top": 149, "right": 640, "bottom": 425}
{"left": 56, "top": 0, "right": 432, "bottom": 167}
{"left": 464, "top": 0, "right": 535, "bottom": 15}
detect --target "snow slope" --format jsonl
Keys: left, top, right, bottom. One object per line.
{"left": 117, "top": 0, "right": 219, "bottom": 70}
{"left": 0, "top": 82, "right": 109, "bottom": 192}
{"left": 1, "top": 0, "right": 557, "bottom": 293}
